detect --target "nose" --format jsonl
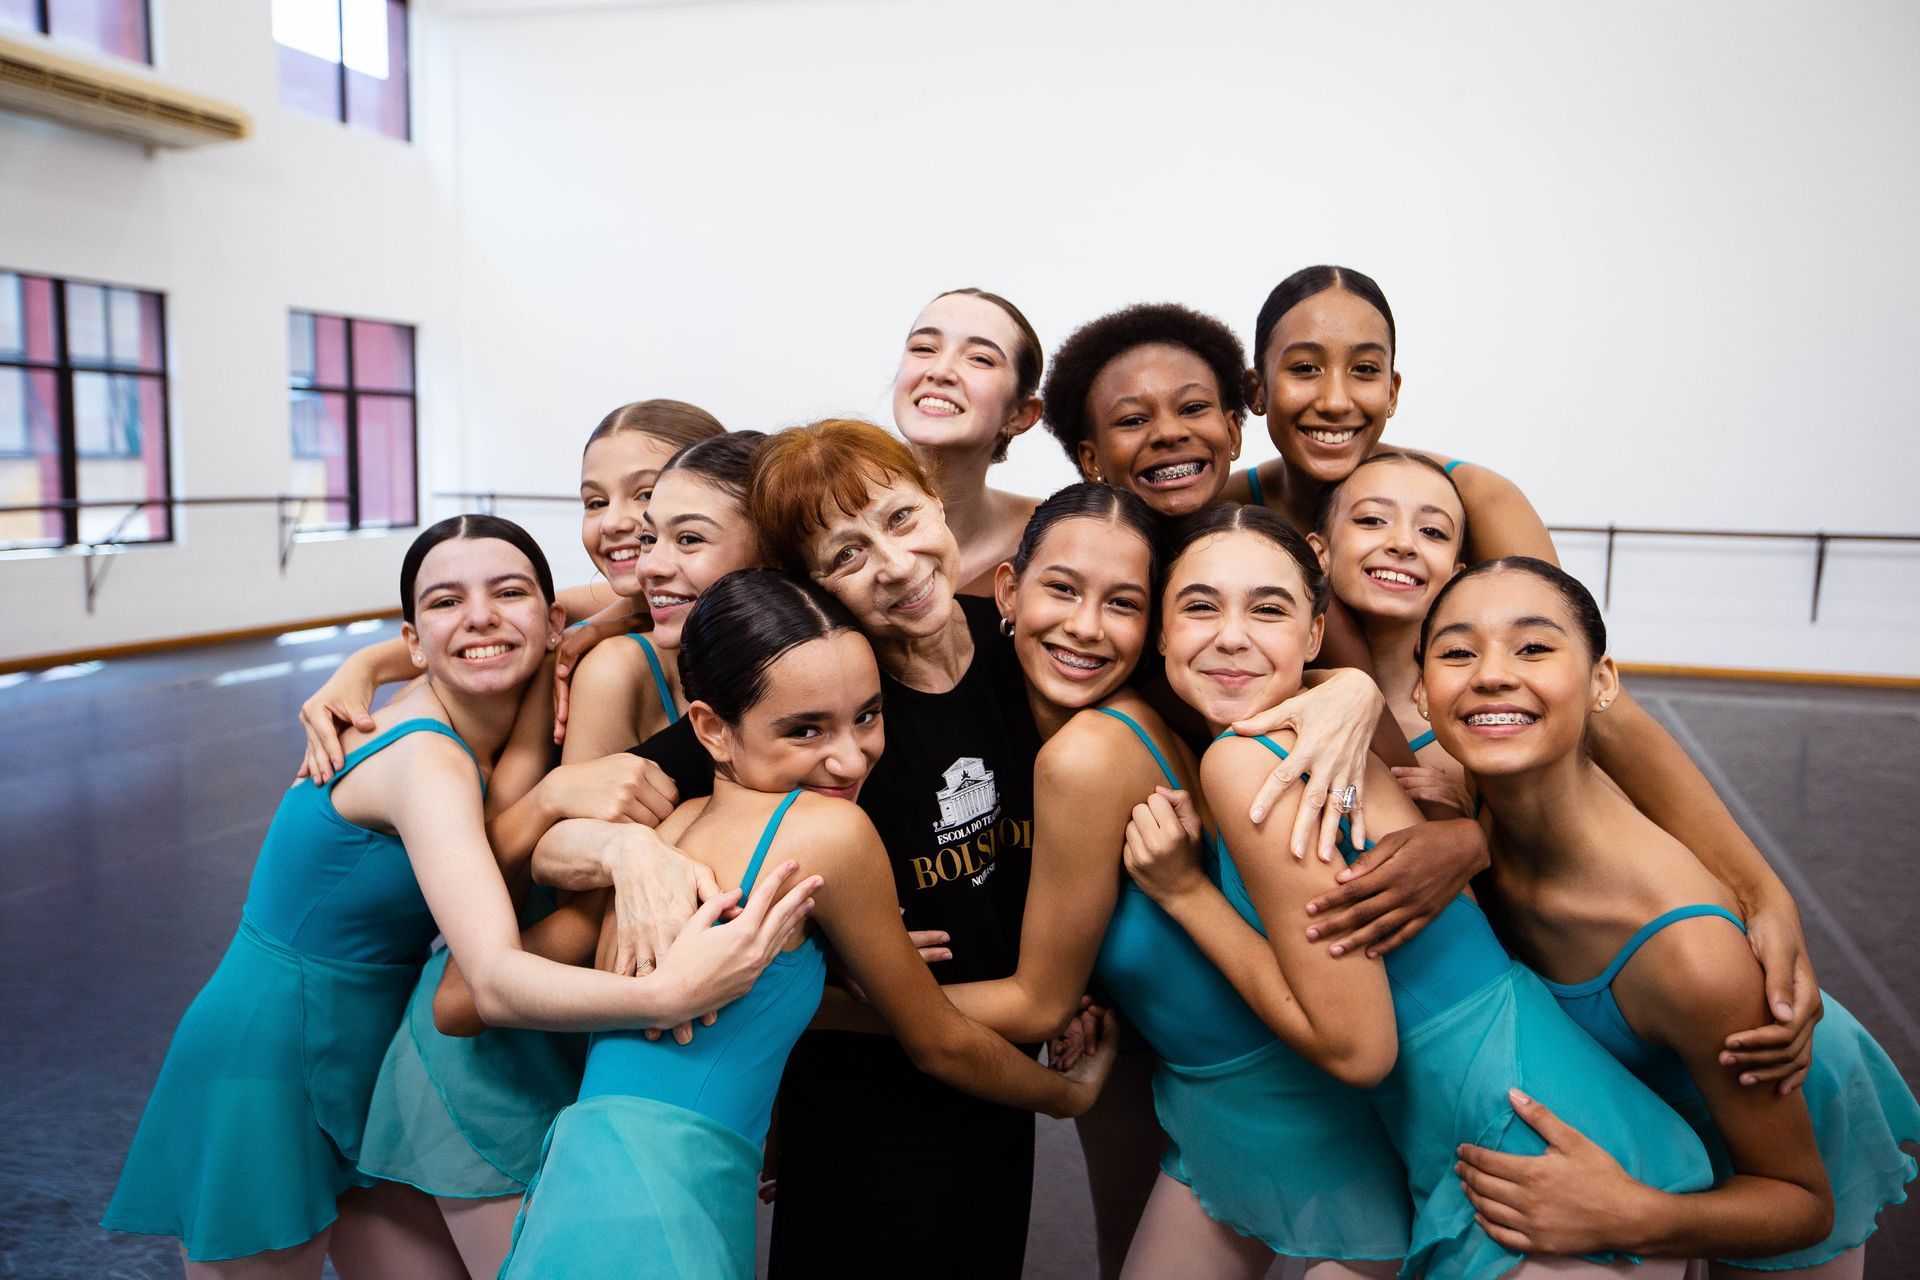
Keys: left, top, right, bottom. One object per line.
{"left": 873, "top": 536, "right": 915, "bottom": 583}
{"left": 1470, "top": 649, "right": 1519, "bottom": 691}
{"left": 462, "top": 591, "right": 501, "bottom": 630}
{"left": 1315, "top": 370, "right": 1353, "bottom": 417}
{"left": 926, "top": 344, "right": 960, "bottom": 385}
{"left": 1213, "top": 608, "right": 1250, "bottom": 653}
{"left": 1063, "top": 595, "right": 1102, "bottom": 643}
{"left": 1147, "top": 408, "right": 1192, "bottom": 448}
{"left": 1384, "top": 518, "right": 1417, "bottom": 558}
{"left": 822, "top": 730, "right": 866, "bottom": 784}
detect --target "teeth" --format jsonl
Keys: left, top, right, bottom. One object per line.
{"left": 1304, "top": 428, "right": 1358, "bottom": 445}
{"left": 607, "top": 548, "right": 639, "bottom": 562}
{"left": 649, "top": 593, "right": 694, "bottom": 609}
{"left": 1144, "top": 461, "right": 1204, "bottom": 483}
{"left": 1368, "top": 568, "right": 1420, "bottom": 586}
{"left": 1466, "top": 711, "right": 1538, "bottom": 726}
{"left": 895, "top": 579, "right": 934, "bottom": 609}
{"left": 1048, "top": 646, "right": 1106, "bottom": 671}
{"left": 461, "top": 644, "right": 509, "bottom": 659}
{"left": 917, "top": 396, "right": 962, "bottom": 414}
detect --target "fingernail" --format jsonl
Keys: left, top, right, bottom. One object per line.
{"left": 1305, "top": 928, "right": 1320, "bottom": 941}
{"left": 1304, "top": 902, "right": 1319, "bottom": 916}
{"left": 1456, "top": 1143, "right": 1466, "bottom": 1156}
{"left": 1741, "top": 1074, "right": 1756, "bottom": 1085}
{"left": 1329, "top": 944, "right": 1345, "bottom": 957}
{"left": 1336, "top": 869, "right": 1353, "bottom": 882}
{"left": 1774, "top": 1001, "right": 1794, "bottom": 1021}
{"left": 1720, "top": 1052, "right": 1736, "bottom": 1066}
{"left": 1509, "top": 1088, "right": 1530, "bottom": 1105}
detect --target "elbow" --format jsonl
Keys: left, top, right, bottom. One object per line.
{"left": 899, "top": 1022, "right": 978, "bottom": 1082}
{"left": 431, "top": 983, "right": 489, "bottom": 1037}
{"left": 1322, "top": 1033, "right": 1397, "bottom": 1090}
{"left": 1787, "top": 1186, "right": 1835, "bottom": 1254}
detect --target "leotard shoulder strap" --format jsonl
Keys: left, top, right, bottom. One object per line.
{"left": 1443, "top": 458, "right": 1468, "bottom": 475}
{"left": 1547, "top": 904, "right": 1747, "bottom": 996}
{"left": 738, "top": 790, "right": 803, "bottom": 905}
{"left": 330, "top": 717, "right": 483, "bottom": 791}
{"left": 1096, "top": 707, "right": 1181, "bottom": 789}
{"left": 1408, "top": 728, "right": 1436, "bottom": 753}
{"left": 1229, "top": 731, "right": 1367, "bottom": 851}
{"left": 1246, "top": 466, "right": 1264, "bottom": 508}
{"left": 628, "top": 633, "right": 682, "bottom": 725}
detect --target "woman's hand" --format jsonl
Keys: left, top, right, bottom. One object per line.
{"left": 1121, "top": 787, "right": 1207, "bottom": 904}
{"left": 1047, "top": 997, "right": 1103, "bottom": 1073}
{"left": 552, "top": 608, "right": 645, "bottom": 744}
{"left": 1229, "top": 668, "right": 1386, "bottom": 860}
{"left": 538, "top": 754, "right": 680, "bottom": 827}
{"left": 1053, "top": 1008, "right": 1122, "bottom": 1117}
{"left": 1390, "top": 764, "right": 1472, "bottom": 815}
{"left": 1722, "top": 894, "right": 1822, "bottom": 1094}
{"left": 1303, "top": 817, "right": 1488, "bottom": 958}
{"left": 648, "top": 861, "right": 821, "bottom": 1027}
{"left": 298, "top": 663, "right": 380, "bottom": 784}
{"left": 1455, "top": 1089, "right": 1655, "bottom": 1255}
{"left": 594, "top": 824, "right": 721, "bottom": 979}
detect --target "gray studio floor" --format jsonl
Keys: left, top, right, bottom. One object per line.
{"left": 2, "top": 622, "right": 1915, "bottom": 1280}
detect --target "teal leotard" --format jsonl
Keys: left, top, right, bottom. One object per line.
{"left": 1214, "top": 734, "right": 1713, "bottom": 1278}
{"left": 1088, "top": 709, "right": 1411, "bottom": 1260}
{"left": 1540, "top": 904, "right": 1919, "bottom": 1270}
{"left": 502, "top": 790, "right": 827, "bottom": 1280}
{"left": 104, "top": 720, "right": 480, "bottom": 1260}
{"left": 630, "top": 633, "right": 682, "bottom": 725}
{"left": 1443, "top": 458, "right": 1467, "bottom": 474}
{"left": 1407, "top": 729, "right": 1436, "bottom": 753}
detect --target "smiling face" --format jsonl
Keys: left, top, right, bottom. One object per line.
{"left": 803, "top": 472, "right": 960, "bottom": 643}
{"left": 404, "top": 536, "right": 563, "bottom": 697}
{"left": 996, "top": 515, "right": 1152, "bottom": 715}
{"left": 639, "top": 470, "right": 762, "bottom": 649}
{"left": 1078, "top": 343, "right": 1242, "bottom": 517}
{"left": 700, "top": 630, "right": 886, "bottom": 801}
{"left": 1315, "top": 458, "right": 1465, "bottom": 625}
{"left": 893, "top": 293, "right": 1035, "bottom": 456}
{"left": 1253, "top": 288, "right": 1400, "bottom": 487}
{"left": 580, "top": 431, "right": 681, "bottom": 596}
{"left": 1419, "top": 570, "right": 1616, "bottom": 778}
{"left": 1160, "top": 529, "right": 1325, "bottom": 732}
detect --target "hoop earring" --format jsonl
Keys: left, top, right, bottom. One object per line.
{"left": 999, "top": 617, "right": 1014, "bottom": 638}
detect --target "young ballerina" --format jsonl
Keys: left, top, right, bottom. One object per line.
{"left": 942, "top": 482, "right": 1410, "bottom": 1280}
{"left": 1127, "top": 503, "right": 1715, "bottom": 1279}
{"left": 102, "top": 515, "right": 811, "bottom": 1279}
{"left": 296, "top": 398, "right": 725, "bottom": 780}
{"left": 563, "top": 430, "right": 768, "bottom": 759}
{"left": 1309, "top": 451, "right": 1474, "bottom": 814}
{"left": 1232, "top": 269, "right": 1824, "bottom": 1101}
{"left": 492, "top": 569, "right": 1118, "bottom": 1279}
{"left": 1421, "top": 558, "right": 1919, "bottom": 1276}
{"left": 892, "top": 287, "right": 1046, "bottom": 595}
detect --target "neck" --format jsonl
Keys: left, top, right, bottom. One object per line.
{"left": 872, "top": 602, "right": 974, "bottom": 693}
{"left": 1027, "top": 687, "right": 1074, "bottom": 744}
{"left": 1266, "top": 456, "right": 1326, "bottom": 530}
{"left": 423, "top": 677, "right": 520, "bottom": 765}
{"left": 1356, "top": 610, "right": 1422, "bottom": 707}
{"left": 1478, "top": 749, "right": 1617, "bottom": 874}
{"left": 915, "top": 439, "right": 997, "bottom": 543}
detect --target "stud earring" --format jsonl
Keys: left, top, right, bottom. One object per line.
{"left": 999, "top": 617, "right": 1015, "bottom": 638}
{"left": 1418, "top": 706, "right": 1429, "bottom": 720}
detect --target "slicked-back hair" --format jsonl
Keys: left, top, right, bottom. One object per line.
{"left": 400, "top": 514, "right": 556, "bottom": 625}
{"left": 679, "top": 568, "right": 865, "bottom": 724}
{"left": 1418, "top": 557, "right": 1607, "bottom": 664}
{"left": 1251, "top": 265, "right": 1397, "bottom": 377}
{"left": 747, "top": 419, "right": 936, "bottom": 574}
{"left": 1159, "top": 502, "right": 1330, "bottom": 619}
{"left": 584, "top": 398, "right": 726, "bottom": 455}
{"left": 1011, "top": 482, "right": 1160, "bottom": 576}
{"left": 1040, "top": 303, "right": 1247, "bottom": 468}
{"left": 659, "top": 430, "right": 768, "bottom": 504}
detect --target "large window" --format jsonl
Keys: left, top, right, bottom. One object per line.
{"left": 272, "top": 0, "right": 410, "bottom": 141}
{"left": 0, "top": 270, "right": 171, "bottom": 551}
{"left": 289, "top": 311, "right": 417, "bottom": 532}
{"left": 0, "top": 0, "right": 150, "bottom": 64}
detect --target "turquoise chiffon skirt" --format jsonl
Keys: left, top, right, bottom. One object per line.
{"left": 1375, "top": 963, "right": 1716, "bottom": 1280}
{"left": 1154, "top": 1037, "right": 1411, "bottom": 1262}
{"left": 101, "top": 917, "right": 420, "bottom": 1260}
{"left": 501, "top": 1094, "right": 760, "bottom": 1280}
{"left": 1686, "top": 996, "right": 1918, "bottom": 1270}
{"left": 356, "top": 948, "right": 586, "bottom": 1198}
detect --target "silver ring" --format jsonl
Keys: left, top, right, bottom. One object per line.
{"left": 1334, "top": 785, "right": 1358, "bottom": 814}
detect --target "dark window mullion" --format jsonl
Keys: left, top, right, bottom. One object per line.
{"left": 335, "top": 0, "right": 349, "bottom": 126}
{"left": 344, "top": 318, "right": 362, "bottom": 530}
{"left": 50, "top": 280, "right": 79, "bottom": 546}
{"left": 34, "top": 0, "right": 49, "bottom": 37}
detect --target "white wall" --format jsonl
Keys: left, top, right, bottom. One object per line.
{"left": 6, "top": 0, "right": 1918, "bottom": 675}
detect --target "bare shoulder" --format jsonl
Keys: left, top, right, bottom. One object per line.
{"left": 571, "top": 633, "right": 649, "bottom": 689}
{"left": 1618, "top": 910, "right": 1765, "bottom": 1048}
{"left": 1201, "top": 729, "right": 1299, "bottom": 800}
{"left": 771, "top": 790, "right": 884, "bottom": 878}
{"left": 1039, "top": 707, "right": 1161, "bottom": 792}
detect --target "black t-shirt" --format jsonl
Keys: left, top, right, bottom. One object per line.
{"left": 629, "top": 594, "right": 1040, "bottom": 981}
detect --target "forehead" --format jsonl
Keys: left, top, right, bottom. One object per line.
{"left": 1342, "top": 460, "right": 1464, "bottom": 522}
{"left": 650, "top": 467, "right": 738, "bottom": 514}
{"left": 1170, "top": 529, "right": 1307, "bottom": 593}
{"left": 754, "top": 630, "right": 881, "bottom": 706}
{"left": 417, "top": 535, "right": 536, "bottom": 587}
{"left": 1437, "top": 570, "right": 1566, "bottom": 628}
{"left": 1272, "top": 288, "right": 1390, "bottom": 350}
{"left": 1089, "top": 342, "right": 1219, "bottom": 401}
{"left": 1031, "top": 513, "right": 1150, "bottom": 573}
{"left": 912, "top": 293, "right": 1021, "bottom": 349}
{"left": 583, "top": 430, "right": 678, "bottom": 480}
{"left": 814, "top": 471, "right": 927, "bottom": 534}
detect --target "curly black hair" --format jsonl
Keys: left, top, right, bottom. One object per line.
{"left": 1040, "top": 303, "right": 1248, "bottom": 468}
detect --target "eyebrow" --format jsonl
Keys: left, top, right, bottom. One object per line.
{"left": 665, "top": 512, "right": 722, "bottom": 529}
{"left": 1251, "top": 584, "right": 1298, "bottom": 606}
{"left": 1430, "top": 615, "right": 1568, "bottom": 643}
{"left": 1040, "top": 563, "right": 1148, "bottom": 597}
{"left": 1281, "top": 340, "right": 1389, "bottom": 358}
{"left": 1109, "top": 382, "right": 1212, "bottom": 409}
{"left": 910, "top": 326, "right": 1008, "bottom": 361}
{"left": 417, "top": 572, "right": 537, "bottom": 598}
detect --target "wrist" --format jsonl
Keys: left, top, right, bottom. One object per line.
{"left": 1610, "top": 1181, "right": 1672, "bottom": 1256}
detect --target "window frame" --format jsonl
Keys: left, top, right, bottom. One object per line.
{"left": 274, "top": 0, "right": 413, "bottom": 143}
{"left": 3, "top": 0, "right": 154, "bottom": 66}
{"left": 287, "top": 309, "right": 418, "bottom": 534}
{"left": 0, "top": 268, "right": 173, "bottom": 550}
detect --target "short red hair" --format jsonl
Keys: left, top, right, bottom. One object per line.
{"left": 748, "top": 419, "right": 934, "bottom": 573}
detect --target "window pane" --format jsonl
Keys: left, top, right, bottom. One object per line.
{"left": 76, "top": 374, "right": 168, "bottom": 542}
{"left": 290, "top": 312, "right": 349, "bottom": 388}
{"left": 108, "top": 287, "right": 164, "bottom": 371}
{"left": 66, "top": 283, "right": 109, "bottom": 364}
{"left": 47, "top": 0, "right": 149, "bottom": 63}
{"left": 11, "top": 274, "right": 58, "bottom": 363}
{"left": 0, "top": 272, "right": 22, "bottom": 360}
{"left": 345, "top": 0, "right": 408, "bottom": 141}
{"left": 350, "top": 319, "right": 413, "bottom": 392}
{"left": 73, "top": 371, "right": 142, "bottom": 457}
{"left": 0, "top": 367, "right": 65, "bottom": 548}
{"left": 355, "top": 393, "right": 415, "bottom": 528}
{"left": 0, "top": 2, "right": 41, "bottom": 36}
{"left": 290, "top": 389, "right": 351, "bottom": 528}
{"left": 276, "top": 0, "right": 344, "bottom": 121}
